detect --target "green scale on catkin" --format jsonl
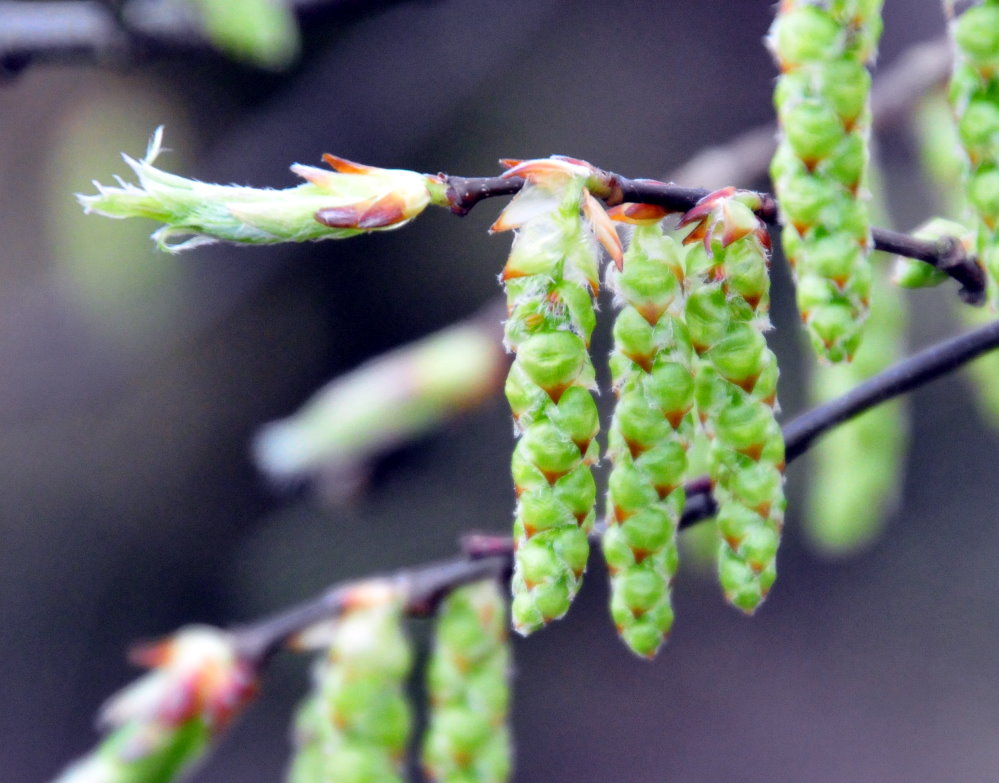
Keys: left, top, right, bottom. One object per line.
{"left": 681, "top": 191, "right": 786, "bottom": 613}
{"left": 949, "top": 1, "right": 999, "bottom": 303}
{"left": 602, "top": 222, "right": 695, "bottom": 658}
{"left": 287, "top": 603, "right": 412, "bottom": 783}
{"left": 495, "top": 161, "right": 611, "bottom": 635}
{"left": 769, "top": 0, "right": 884, "bottom": 362}
{"left": 423, "top": 581, "right": 512, "bottom": 783}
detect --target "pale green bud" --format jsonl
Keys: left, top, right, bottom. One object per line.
{"left": 79, "top": 129, "right": 437, "bottom": 251}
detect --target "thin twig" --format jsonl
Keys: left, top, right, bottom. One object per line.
{"left": 232, "top": 555, "right": 509, "bottom": 660}
{"left": 444, "top": 171, "right": 987, "bottom": 304}
{"left": 229, "top": 316, "right": 999, "bottom": 662}
{"left": 782, "top": 317, "right": 999, "bottom": 461}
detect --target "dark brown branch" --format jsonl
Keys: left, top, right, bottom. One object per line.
{"left": 232, "top": 555, "right": 509, "bottom": 660}
{"left": 229, "top": 316, "right": 999, "bottom": 662}
{"left": 444, "top": 172, "right": 986, "bottom": 304}
{"left": 782, "top": 316, "right": 999, "bottom": 461}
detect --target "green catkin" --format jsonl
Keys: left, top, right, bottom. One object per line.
{"left": 423, "top": 581, "right": 512, "bottom": 783}
{"left": 495, "top": 159, "right": 613, "bottom": 635}
{"left": 288, "top": 603, "right": 412, "bottom": 783}
{"left": 769, "top": 0, "right": 885, "bottom": 362}
{"left": 805, "top": 260, "right": 907, "bottom": 555}
{"left": 602, "top": 221, "right": 694, "bottom": 658}
{"left": 682, "top": 190, "right": 786, "bottom": 613}
{"left": 949, "top": 0, "right": 999, "bottom": 303}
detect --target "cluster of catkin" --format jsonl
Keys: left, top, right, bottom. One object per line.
{"left": 494, "top": 163, "right": 786, "bottom": 658}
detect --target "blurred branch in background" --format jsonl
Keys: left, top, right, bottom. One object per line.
{"left": 0, "top": 0, "right": 422, "bottom": 76}
{"left": 253, "top": 299, "right": 507, "bottom": 499}
{"left": 236, "top": 311, "right": 999, "bottom": 664}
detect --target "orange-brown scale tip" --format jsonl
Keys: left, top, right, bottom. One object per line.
{"left": 500, "top": 264, "right": 529, "bottom": 281}
{"left": 322, "top": 153, "right": 378, "bottom": 175}
{"left": 681, "top": 220, "right": 711, "bottom": 247}
{"left": 721, "top": 221, "right": 754, "bottom": 248}
{"left": 703, "top": 185, "right": 737, "bottom": 203}
{"left": 677, "top": 200, "right": 714, "bottom": 228}
{"left": 498, "top": 158, "right": 523, "bottom": 170}
{"left": 356, "top": 193, "right": 408, "bottom": 228}
{"left": 583, "top": 190, "right": 623, "bottom": 269}
{"left": 607, "top": 202, "right": 670, "bottom": 224}
{"left": 501, "top": 158, "right": 586, "bottom": 182}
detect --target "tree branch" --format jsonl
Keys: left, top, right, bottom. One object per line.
{"left": 444, "top": 171, "right": 987, "bottom": 305}
{"left": 229, "top": 316, "right": 999, "bottom": 663}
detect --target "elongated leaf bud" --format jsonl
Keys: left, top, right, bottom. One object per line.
{"left": 254, "top": 301, "right": 506, "bottom": 495}
{"left": 78, "top": 128, "right": 440, "bottom": 251}
{"left": 769, "top": 0, "right": 885, "bottom": 362}
{"left": 493, "top": 157, "right": 621, "bottom": 635}
{"left": 601, "top": 215, "right": 694, "bottom": 658}
{"left": 680, "top": 189, "right": 785, "bottom": 614}
{"left": 287, "top": 602, "right": 412, "bottom": 783}
{"left": 423, "top": 580, "right": 512, "bottom": 783}
{"left": 948, "top": 0, "right": 999, "bottom": 304}
{"left": 192, "top": 0, "right": 301, "bottom": 70}
{"left": 52, "top": 627, "right": 257, "bottom": 783}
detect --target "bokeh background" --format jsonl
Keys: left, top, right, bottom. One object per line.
{"left": 2, "top": 1, "right": 998, "bottom": 781}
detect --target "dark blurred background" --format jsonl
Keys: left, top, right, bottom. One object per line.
{"left": 3, "top": 1, "right": 998, "bottom": 781}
